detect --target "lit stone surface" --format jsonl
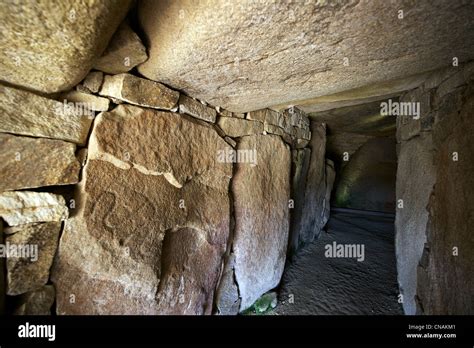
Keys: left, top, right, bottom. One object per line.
{"left": 0, "top": 85, "right": 93, "bottom": 145}
{"left": 0, "top": 0, "right": 131, "bottom": 93}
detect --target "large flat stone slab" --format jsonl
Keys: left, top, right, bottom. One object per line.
{"left": 0, "top": 0, "right": 131, "bottom": 93}
{"left": 137, "top": 0, "right": 473, "bottom": 112}
{"left": 0, "top": 85, "right": 93, "bottom": 145}
{"left": 0, "top": 134, "right": 80, "bottom": 191}
{"left": 52, "top": 105, "right": 233, "bottom": 314}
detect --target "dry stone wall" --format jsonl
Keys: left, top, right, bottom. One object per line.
{"left": 0, "top": 2, "right": 335, "bottom": 315}
{"left": 0, "top": 33, "right": 325, "bottom": 315}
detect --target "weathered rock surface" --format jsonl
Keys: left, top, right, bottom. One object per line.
{"left": 395, "top": 133, "right": 435, "bottom": 315}
{"left": 416, "top": 80, "right": 474, "bottom": 314}
{"left": 90, "top": 105, "right": 232, "bottom": 188}
{"left": 14, "top": 285, "right": 55, "bottom": 315}
{"left": 0, "top": 0, "right": 131, "bottom": 93}
{"left": 0, "top": 134, "right": 80, "bottom": 192}
{"left": 52, "top": 105, "right": 233, "bottom": 314}
{"left": 0, "top": 85, "right": 93, "bottom": 145}
{"left": 0, "top": 191, "right": 68, "bottom": 226}
{"left": 215, "top": 253, "right": 240, "bottom": 315}
{"left": 137, "top": 0, "right": 473, "bottom": 112}
{"left": 217, "top": 117, "right": 263, "bottom": 138}
{"left": 289, "top": 122, "right": 327, "bottom": 250}
{"left": 61, "top": 91, "right": 110, "bottom": 112}
{"left": 82, "top": 71, "right": 104, "bottom": 93}
{"left": 178, "top": 95, "right": 217, "bottom": 123}
{"left": 94, "top": 22, "right": 148, "bottom": 74}
{"left": 323, "top": 159, "right": 336, "bottom": 226}
{"left": 0, "top": 220, "right": 4, "bottom": 314}
{"left": 100, "top": 74, "right": 179, "bottom": 110}
{"left": 231, "top": 135, "right": 290, "bottom": 311}
{"left": 6, "top": 221, "right": 61, "bottom": 295}
{"left": 288, "top": 148, "right": 311, "bottom": 255}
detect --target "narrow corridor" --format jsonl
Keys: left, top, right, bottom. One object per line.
{"left": 274, "top": 210, "right": 403, "bottom": 315}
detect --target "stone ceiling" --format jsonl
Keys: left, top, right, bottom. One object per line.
{"left": 137, "top": 0, "right": 474, "bottom": 113}
{"left": 1, "top": 1, "right": 473, "bottom": 115}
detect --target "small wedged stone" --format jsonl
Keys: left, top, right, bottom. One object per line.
{"left": 0, "top": 134, "right": 80, "bottom": 191}
{"left": 0, "top": 85, "right": 93, "bottom": 145}
{"left": 0, "top": 191, "right": 68, "bottom": 226}
{"left": 94, "top": 22, "right": 148, "bottom": 74}
{"left": 178, "top": 94, "right": 217, "bottom": 123}
{"left": 61, "top": 90, "right": 110, "bottom": 112}
{"left": 6, "top": 221, "right": 62, "bottom": 295}
{"left": 99, "top": 73, "right": 179, "bottom": 110}
{"left": 82, "top": 71, "right": 104, "bottom": 93}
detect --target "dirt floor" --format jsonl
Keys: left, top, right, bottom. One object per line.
{"left": 272, "top": 210, "right": 403, "bottom": 315}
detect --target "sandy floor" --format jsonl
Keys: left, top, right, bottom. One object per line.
{"left": 272, "top": 210, "right": 403, "bottom": 315}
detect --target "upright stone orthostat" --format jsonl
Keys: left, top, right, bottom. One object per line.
{"left": 231, "top": 134, "right": 291, "bottom": 311}
{"left": 52, "top": 104, "right": 233, "bottom": 314}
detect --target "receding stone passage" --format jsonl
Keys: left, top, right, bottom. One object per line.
{"left": 275, "top": 210, "right": 402, "bottom": 315}
{"left": 0, "top": 1, "right": 472, "bottom": 317}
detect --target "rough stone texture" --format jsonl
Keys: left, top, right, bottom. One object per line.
{"left": 247, "top": 107, "right": 311, "bottom": 145}
{"left": 395, "top": 64, "right": 474, "bottom": 315}
{"left": 288, "top": 148, "right": 311, "bottom": 256}
{"left": 0, "top": 133, "right": 80, "bottom": 191}
{"left": 0, "top": 85, "right": 94, "bottom": 145}
{"left": 395, "top": 133, "right": 436, "bottom": 315}
{"left": 61, "top": 91, "right": 110, "bottom": 112}
{"left": 94, "top": 22, "right": 148, "bottom": 74}
{"left": 215, "top": 254, "right": 240, "bottom": 315}
{"left": 396, "top": 89, "right": 431, "bottom": 142}
{"left": 14, "top": 285, "right": 55, "bottom": 315}
{"left": 0, "top": 191, "right": 68, "bottom": 226}
{"left": 0, "top": 220, "right": 4, "bottom": 314}
{"left": 82, "top": 71, "right": 104, "bottom": 93}
{"left": 52, "top": 105, "right": 232, "bottom": 315}
{"left": 0, "top": 0, "right": 131, "bottom": 93}
{"left": 231, "top": 135, "right": 291, "bottom": 311}
{"left": 6, "top": 221, "right": 61, "bottom": 295}
{"left": 137, "top": 0, "right": 473, "bottom": 112}
{"left": 416, "top": 79, "right": 474, "bottom": 315}
{"left": 323, "top": 159, "right": 336, "bottom": 226}
{"left": 289, "top": 122, "right": 327, "bottom": 251}
{"left": 217, "top": 117, "right": 263, "bottom": 138}
{"left": 89, "top": 105, "right": 232, "bottom": 188}
{"left": 100, "top": 74, "right": 179, "bottom": 110}
{"left": 178, "top": 94, "right": 217, "bottom": 123}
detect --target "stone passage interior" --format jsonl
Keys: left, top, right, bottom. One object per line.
{"left": 0, "top": 1, "right": 473, "bottom": 316}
